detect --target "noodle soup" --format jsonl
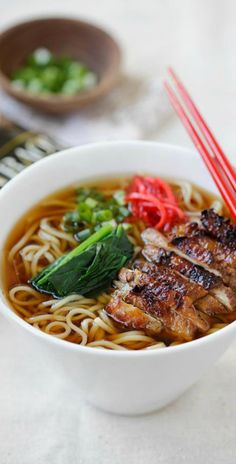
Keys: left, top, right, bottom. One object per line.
{"left": 4, "top": 176, "right": 233, "bottom": 350}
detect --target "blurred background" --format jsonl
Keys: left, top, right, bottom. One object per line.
{"left": 1, "top": 0, "right": 236, "bottom": 152}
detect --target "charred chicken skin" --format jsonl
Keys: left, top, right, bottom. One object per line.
{"left": 105, "top": 210, "right": 236, "bottom": 343}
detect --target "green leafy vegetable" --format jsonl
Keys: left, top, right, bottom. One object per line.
{"left": 31, "top": 225, "right": 133, "bottom": 298}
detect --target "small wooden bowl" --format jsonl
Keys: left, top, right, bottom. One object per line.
{"left": 0, "top": 17, "right": 121, "bottom": 113}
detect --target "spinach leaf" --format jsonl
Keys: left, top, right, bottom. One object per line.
{"left": 31, "top": 224, "right": 133, "bottom": 298}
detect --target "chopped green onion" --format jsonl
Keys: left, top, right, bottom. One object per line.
{"left": 61, "top": 79, "right": 81, "bottom": 96}
{"left": 85, "top": 197, "right": 98, "bottom": 209}
{"left": 63, "top": 187, "right": 131, "bottom": 236}
{"left": 27, "top": 78, "right": 44, "bottom": 93}
{"left": 77, "top": 187, "right": 104, "bottom": 203}
{"left": 10, "top": 48, "right": 97, "bottom": 96}
{"left": 64, "top": 211, "right": 81, "bottom": 233}
{"left": 119, "top": 206, "right": 130, "bottom": 217}
{"left": 122, "top": 223, "right": 132, "bottom": 231}
{"left": 113, "top": 190, "right": 126, "bottom": 205}
{"left": 101, "top": 219, "right": 117, "bottom": 228}
{"left": 67, "top": 62, "right": 87, "bottom": 78}
{"left": 41, "top": 66, "right": 63, "bottom": 92}
{"left": 77, "top": 203, "right": 92, "bottom": 223}
{"left": 75, "top": 228, "right": 92, "bottom": 242}
{"left": 82, "top": 72, "right": 97, "bottom": 89}
{"left": 92, "top": 209, "right": 113, "bottom": 224}
{"left": 28, "top": 48, "right": 52, "bottom": 67}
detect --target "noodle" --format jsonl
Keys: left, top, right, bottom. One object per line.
{"left": 4, "top": 177, "right": 230, "bottom": 350}
{"left": 170, "top": 179, "right": 224, "bottom": 217}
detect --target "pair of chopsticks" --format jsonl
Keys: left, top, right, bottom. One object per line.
{"left": 164, "top": 68, "right": 236, "bottom": 221}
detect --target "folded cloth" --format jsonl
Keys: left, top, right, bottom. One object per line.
{"left": 0, "top": 75, "right": 172, "bottom": 146}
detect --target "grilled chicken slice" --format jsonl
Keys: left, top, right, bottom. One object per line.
{"left": 106, "top": 267, "right": 210, "bottom": 341}
{"left": 171, "top": 234, "right": 236, "bottom": 281}
{"left": 142, "top": 244, "right": 236, "bottom": 313}
{"left": 106, "top": 210, "right": 236, "bottom": 344}
{"left": 142, "top": 227, "right": 220, "bottom": 277}
{"left": 105, "top": 296, "right": 163, "bottom": 336}
{"left": 134, "top": 259, "right": 227, "bottom": 317}
{"left": 142, "top": 225, "right": 236, "bottom": 291}
{"left": 201, "top": 209, "right": 236, "bottom": 247}
{"left": 143, "top": 244, "right": 221, "bottom": 289}
{"left": 133, "top": 260, "right": 207, "bottom": 302}
{"left": 170, "top": 215, "right": 236, "bottom": 288}
{"left": 106, "top": 293, "right": 197, "bottom": 341}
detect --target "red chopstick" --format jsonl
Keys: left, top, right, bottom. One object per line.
{"left": 168, "top": 67, "right": 236, "bottom": 192}
{"left": 164, "top": 72, "right": 236, "bottom": 221}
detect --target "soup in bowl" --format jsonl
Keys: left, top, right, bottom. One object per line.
{"left": 0, "top": 141, "right": 235, "bottom": 415}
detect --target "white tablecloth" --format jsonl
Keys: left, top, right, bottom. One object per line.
{"left": 1, "top": 0, "right": 236, "bottom": 463}
{"left": 1, "top": 316, "right": 235, "bottom": 464}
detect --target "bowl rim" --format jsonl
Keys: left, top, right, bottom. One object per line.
{"left": 0, "top": 16, "right": 121, "bottom": 104}
{"left": 0, "top": 139, "right": 236, "bottom": 358}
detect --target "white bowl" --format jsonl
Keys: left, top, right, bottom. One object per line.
{"left": 0, "top": 141, "right": 235, "bottom": 416}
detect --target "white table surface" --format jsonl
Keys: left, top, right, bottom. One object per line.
{"left": 0, "top": 1, "right": 236, "bottom": 463}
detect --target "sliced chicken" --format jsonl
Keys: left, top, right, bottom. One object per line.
{"left": 105, "top": 210, "right": 236, "bottom": 344}
{"left": 105, "top": 295, "right": 163, "bottom": 336}
{"left": 107, "top": 267, "right": 210, "bottom": 342}
{"left": 142, "top": 225, "right": 236, "bottom": 293}
{"left": 143, "top": 244, "right": 220, "bottom": 289}
{"left": 171, "top": 235, "right": 236, "bottom": 286}
{"left": 133, "top": 260, "right": 207, "bottom": 302}
{"left": 170, "top": 215, "right": 236, "bottom": 288}
{"left": 134, "top": 259, "right": 227, "bottom": 317}
{"left": 142, "top": 244, "right": 236, "bottom": 313}
{"left": 201, "top": 209, "right": 236, "bottom": 247}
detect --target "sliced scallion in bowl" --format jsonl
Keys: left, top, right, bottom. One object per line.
{"left": 11, "top": 48, "right": 97, "bottom": 95}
